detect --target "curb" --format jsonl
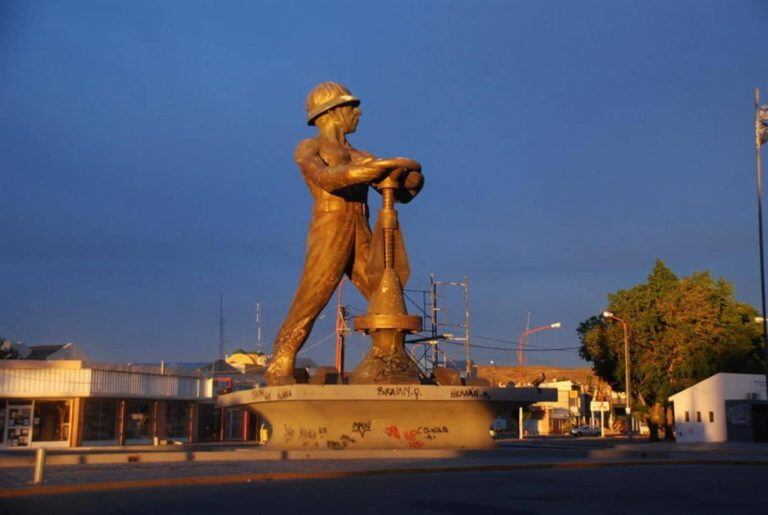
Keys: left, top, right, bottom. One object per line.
{"left": 2, "top": 459, "right": 767, "bottom": 498}
{"left": 0, "top": 448, "right": 463, "bottom": 468}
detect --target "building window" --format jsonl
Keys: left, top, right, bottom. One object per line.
{"left": 0, "top": 400, "right": 6, "bottom": 443}
{"left": 124, "top": 400, "right": 152, "bottom": 440}
{"left": 709, "top": 411, "right": 714, "bottom": 423}
{"left": 84, "top": 399, "right": 118, "bottom": 441}
{"left": 197, "top": 403, "right": 220, "bottom": 443}
{"left": 225, "top": 409, "right": 245, "bottom": 441}
{"left": 696, "top": 411, "right": 701, "bottom": 422}
{"left": 684, "top": 411, "right": 689, "bottom": 422}
{"left": 6, "top": 402, "right": 33, "bottom": 446}
{"left": 165, "top": 402, "right": 189, "bottom": 439}
{"left": 32, "top": 401, "right": 70, "bottom": 442}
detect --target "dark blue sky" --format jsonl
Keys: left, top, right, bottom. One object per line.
{"left": 2, "top": 1, "right": 767, "bottom": 368}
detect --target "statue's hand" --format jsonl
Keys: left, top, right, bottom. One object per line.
{"left": 368, "top": 157, "right": 423, "bottom": 199}
{"left": 403, "top": 170, "right": 423, "bottom": 191}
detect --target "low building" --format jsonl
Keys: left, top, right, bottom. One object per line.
{"left": 0, "top": 360, "right": 214, "bottom": 448}
{"left": 525, "top": 380, "right": 585, "bottom": 435}
{"left": 669, "top": 373, "right": 768, "bottom": 443}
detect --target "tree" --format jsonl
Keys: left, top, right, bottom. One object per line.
{"left": 0, "top": 338, "right": 20, "bottom": 359}
{"left": 578, "top": 260, "right": 763, "bottom": 441}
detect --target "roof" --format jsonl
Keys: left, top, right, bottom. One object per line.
{"left": 25, "top": 343, "right": 70, "bottom": 360}
{"left": 669, "top": 373, "right": 767, "bottom": 401}
{"left": 0, "top": 359, "right": 202, "bottom": 378}
{"left": 0, "top": 361, "right": 213, "bottom": 400}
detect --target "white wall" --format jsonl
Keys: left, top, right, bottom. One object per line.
{"left": 670, "top": 373, "right": 766, "bottom": 443}
{"left": 0, "top": 363, "right": 213, "bottom": 400}
{"left": 0, "top": 368, "right": 92, "bottom": 397}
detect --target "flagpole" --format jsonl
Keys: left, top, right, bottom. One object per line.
{"left": 755, "top": 87, "right": 768, "bottom": 401}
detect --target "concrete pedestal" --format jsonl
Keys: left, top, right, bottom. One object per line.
{"left": 217, "top": 384, "right": 556, "bottom": 450}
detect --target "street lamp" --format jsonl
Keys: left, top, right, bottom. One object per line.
{"left": 602, "top": 310, "right": 632, "bottom": 441}
{"left": 754, "top": 88, "right": 768, "bottom": 402}
{"left": 517, "top": 321, "right": 562, "bottom": 378}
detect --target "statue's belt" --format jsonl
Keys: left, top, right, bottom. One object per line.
{"left": 314, "top": 201, "right": 368, "bottom": 215}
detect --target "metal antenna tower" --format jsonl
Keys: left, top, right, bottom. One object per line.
{"left": 218, "top": 293, "right": 226, "bottom": 361}
{"left": 431, "top": 275, "right": 471, "bottom": 376}
{"left": 405, "top": 274, "right": 472, "bottom": 378}
{"left": 255, "top": 301, "right": 262, "bottom": 351}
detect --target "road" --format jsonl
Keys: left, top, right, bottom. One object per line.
{"left": 3, "top": 464, "right": 767, "bottom": 515}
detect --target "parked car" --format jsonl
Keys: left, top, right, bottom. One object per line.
{"left": 571, "top": 425, "right": 601, "bottom": 437}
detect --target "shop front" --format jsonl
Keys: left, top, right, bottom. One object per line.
{"left": 0, "top": 360, "right": 213, "bottom": 448}
{"left": 0, "top": 399, "right": 71, "bottom": 448}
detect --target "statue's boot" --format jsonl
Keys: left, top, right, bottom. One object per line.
{"left": 264, "top": 351, "right": 297, "bottom": 385}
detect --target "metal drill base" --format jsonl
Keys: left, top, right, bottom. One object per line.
{"left": 354, "top": 314, "right": 422, "bottom": 332}
{"left": 217, "top": 384, "right": 557, "bottom": 450}
{"left": 348, "top": 350, "right": 423, "bottom": 384}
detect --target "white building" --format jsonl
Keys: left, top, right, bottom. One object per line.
{"left": 0, "top": 360, "right": 214, "bottom": 448}
{"left": 669, "top": 373, "right": 767, "bottom": 443}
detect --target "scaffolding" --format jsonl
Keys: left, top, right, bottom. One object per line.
{"left": 404, "top": 274, "right": 472, "bottom": 378}
{"left": 332, "top": 274, "right": 472, "bottom": 381}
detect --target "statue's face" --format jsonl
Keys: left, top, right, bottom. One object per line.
{"left": 315, "top": 103, "right": 361, "bottom": 134}
{"left": 338, "top": 104, "right": 361, "bottom": 134}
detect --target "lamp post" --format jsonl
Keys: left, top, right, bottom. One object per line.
{"left": 602, "top": 310, "right": 632, "bottom": 441}
{"left": 517, "top": 321, "right": 562, "bottom": 381}
{"left": 755, "top": 87, "right": 768, "bottom": 402}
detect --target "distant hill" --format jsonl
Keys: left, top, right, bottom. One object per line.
{"left": 477, "top": 365, "right": 596, "bottom": 386}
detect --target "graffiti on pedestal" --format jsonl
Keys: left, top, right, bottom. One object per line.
{"left": 449, "top": 387, "right": 490, "bottom": 399}
{"left": 383, "top": 424, "right": 450, "bottom": 447}
{"left": 376, "top": 386, "right": 421, "bottom": 400}
{"left": 352, "top": 420, "right": 372, "bottom": 438}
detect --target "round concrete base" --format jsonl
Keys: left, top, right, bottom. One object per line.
{"left": 217, "top": 384, "right": 557, "bottom": 450}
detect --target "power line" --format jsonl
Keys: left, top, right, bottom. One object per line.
{"left": 440, "top": 339, "right": 580, "bottom": 352}
{"left": 297, "top": 331, "right": 337, "bottom": 355}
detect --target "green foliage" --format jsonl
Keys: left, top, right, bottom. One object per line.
{"left": 578, "top": 259, "right": 763, "bottom": 410}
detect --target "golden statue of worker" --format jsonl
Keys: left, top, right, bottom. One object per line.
{"left": 265, "top": 81, "right": 424, "bottom": 385}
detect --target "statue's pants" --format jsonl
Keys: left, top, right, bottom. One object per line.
{"left": 268, "top": 205, "right": 373, "bottom": 377}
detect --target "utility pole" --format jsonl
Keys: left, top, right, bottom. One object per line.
{"left": 463, "top": 276, "right": 471, "bottom": 376}
{"left": 335, "top": 278, "right": 347, "bottom": 380}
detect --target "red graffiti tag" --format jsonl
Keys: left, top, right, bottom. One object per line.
{"left": 384, "top": 425, "right": 401, "bottom": 439}
{"left": 404, "top": 430, "right": 424, "bottom": 449}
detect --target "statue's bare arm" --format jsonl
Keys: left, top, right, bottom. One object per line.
{"left": 295, "top": 139, "right": 384, "bottom": 193}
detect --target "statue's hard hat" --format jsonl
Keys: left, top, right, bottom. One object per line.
{"left": 306, "top": 81, "right": 360, "bottom": 126}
